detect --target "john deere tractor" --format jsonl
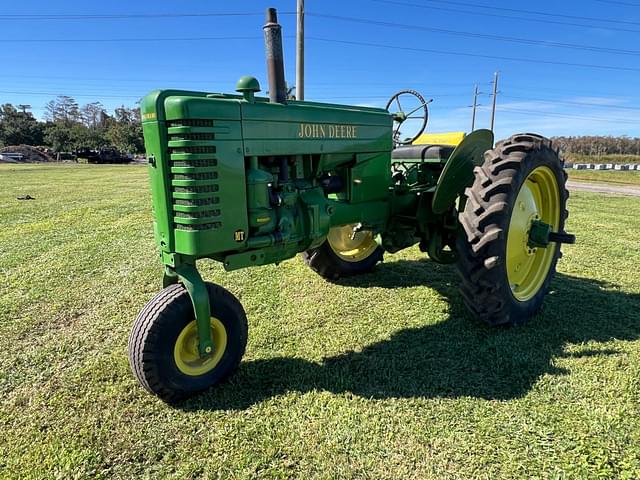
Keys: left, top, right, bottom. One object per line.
{"left": 129, "top": 8, "right": 575, "bottom": 403}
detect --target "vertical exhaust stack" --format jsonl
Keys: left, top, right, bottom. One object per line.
{"left": 263, "top": 7, "right": 287, "bottom": 104}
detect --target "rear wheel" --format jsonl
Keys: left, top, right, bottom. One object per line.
{"left": 456, "top": 133, "right": 569, "bottom": 326}
{"left": 128, "top": 282, "right": 248, "bottom": 403}
{"left": 302, "top": 223, "right": 384, "bottom": 279}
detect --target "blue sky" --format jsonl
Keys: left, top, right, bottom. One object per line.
{"left": 1, "top": 0, "right": 639, "bottom": 140}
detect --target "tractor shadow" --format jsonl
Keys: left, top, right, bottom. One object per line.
{"left": 182, "top": 260, "right": 640, "bottom": 411}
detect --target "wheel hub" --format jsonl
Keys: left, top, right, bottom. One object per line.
{"left": 506, "top": 166, "right": 560, "bottom": 302}
{"left": 326, "top": 224, "right": 378, "bottom": 262}
{"left": 174, "top": 317, "right": 227, "bottom": 376}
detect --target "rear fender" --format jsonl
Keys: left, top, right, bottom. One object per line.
{"left": 432, "top": 129, "right": 494, "bottom": 214}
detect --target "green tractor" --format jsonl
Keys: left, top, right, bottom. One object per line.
{"left": 129, "top": 8, "right": 575, "bottom": 403}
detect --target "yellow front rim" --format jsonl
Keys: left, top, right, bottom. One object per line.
{"left": 173, "top": 317, "right": 227, "bottom": 376}
{"left": 506, "top": 166, "right": 560, "bottom": 302}
{"left": 326, "top": 224, "right": 379, "bottom": 262}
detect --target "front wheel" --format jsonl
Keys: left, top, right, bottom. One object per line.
{"left": 302, "top": 223, "right": 384, "bottom": 279}
{"left": 456, "top": 133, "right": 570, "bottom": 326}
{"left": 128, "top": 282, "right": 248, "bottom": 403}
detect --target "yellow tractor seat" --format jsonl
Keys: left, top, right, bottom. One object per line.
{"left": 413, "top": 131, "right": 466, "bottom": 146}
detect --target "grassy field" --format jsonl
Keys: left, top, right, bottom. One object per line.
{"left": 563, "top": 153, "right": 640, "bottom": 165}
{"left": 1, "top": 164, "right": 639, "bottom": 479}
{"left": 568, "top": 169, "right": 640, "bottom": 186}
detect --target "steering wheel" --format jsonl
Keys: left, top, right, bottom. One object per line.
{"left": 385, "top": 90, "right": 431, "bottom": 146}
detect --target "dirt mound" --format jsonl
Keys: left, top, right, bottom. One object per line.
{"left": 0, "top": 145, "right": 56, "bottom": 163}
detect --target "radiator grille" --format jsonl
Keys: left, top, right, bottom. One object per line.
{"left": 166, "top": 119, "right": 222, "bottom": 231}
{"left": 174, "top": 185, "right": 219, "bottom": 194}
{"left": 168, "top": 119, "right": 214, "bottom": 128}
{"left": 174, "top": 197, "right": 219, "bottom": 207}
{"left": 173, "top": 172, "right": 218, "bottom": 181}
{"left": 170, "top": 132, "right": 215, "bottom": 141}
{"left": 176, "top": 222, "right": 223, "bottom": 231}
{"left": 175, "top": 209, "right": 221, "bottom": 219}
{"left": 171, "top": 159, "right": 217, "bottom": 168}
{"left": 170, "top": 146, "right": 216, "bottom": 154}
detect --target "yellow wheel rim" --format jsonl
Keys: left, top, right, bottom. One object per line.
{"left": 506, "top": 166, "right": 560, "bottom": 302}
{"left": 173, "top": 317, "right": 227, "bottom": 376}
{"left": 326, "top": 224, "right": 378, "bottom": 263}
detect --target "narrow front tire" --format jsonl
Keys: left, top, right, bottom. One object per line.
{"left": 128, "top": 282, "right": 248, "bottom": 403}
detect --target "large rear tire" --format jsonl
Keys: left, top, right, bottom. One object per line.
{"left": 302, "top": 224, "right": 384, "bottom": 280}
{"left": 128, "top": 282, "right": 248, "bottom": 403}
{"left": 456, "top": 133, "right": 569, "bottom": 326}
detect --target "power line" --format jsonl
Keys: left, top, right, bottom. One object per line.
{"left": 308, "top": 12, "right": 640, "bottom": 56}
{"left": 0, "top": 88, "right": 470, "bottom": 102}
{"left": 2, "top": 86, "right": 151, "bottom": 95}
{"left": 9, "top": 32, "right": 640, "bottom": 73}
{"left": 502, "top": 84, "right": 639, "bottom": 98}
{"left": 1, "top": 4, "right": 635, "bottom": 28}
{"left": 371, "top": 0, "right": 640, "bottom": 34}
{"left": 305, "top": 82, "right": 474, "bottom": 88}
{"left": 314, "top": 93, "right": 467, "bottom": 99}
{"left": 3, "top": 74, "right": 636, "bottom": 101}
{"left": 0, "top": 90, "right": 141, "bottom": 99}
{"left": 501, "top": 94, "right": 640, "bottom": 111}
{"left": 593, "top": 0, "right": 640, "bottom": 5}
{"left": 497, "top": 106, "right": 639, "bottom": 125}
{"left": 3, "top": 33, "right": 637, "bottom": 74}
{"left": 0, "top": 12, "right": 295, "bottom": 20}
{"left": 0, "top": 4, "right": 636, "bottom": 35}
{"left": 0, "top": 80, "right": 477, "bottom": 99}
{"left": 0, "top": 35, "right": 262, "bottom": 43}
{"left": 9, "top": 84, "right": 632, "bottom": 112}
{"left": 307, "top": 36, "right": 640, "bottom": 73}
{"left": 416, "top": 0, "right": 640, "bottom": 26}
{"left": 0, "top": 83, "right": 469, "bottom": 94}
{"left": 0, "top": 73, "right": 476, "bottom": 88}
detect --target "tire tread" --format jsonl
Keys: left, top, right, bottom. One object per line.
{"left": 456, "top": 133, "right": 569, "bottom": 326}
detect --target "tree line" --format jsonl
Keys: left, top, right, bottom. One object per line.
{"left": 0, "top": 95, "right": 144, "bottom": 154}
{"left": 2, "top": 99, "right": 639, "bottom": 157}
{"left": 552, "top": 136, "right": 640, "bottom": 156}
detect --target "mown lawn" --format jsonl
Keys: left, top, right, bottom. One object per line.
{"left": 568, "top": 169, "right": 640, "bottom": 186}
{"left": 1, "top": 164, "right": 639, "bottom": 479}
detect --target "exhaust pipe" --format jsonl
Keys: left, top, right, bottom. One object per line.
{"left": 263, "top": 8, "right": 287, "bottom": 104}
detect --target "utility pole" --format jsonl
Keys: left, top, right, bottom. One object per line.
{"left": 489, "top": 71, "right": 499, "bottom": 131}
{"left": 296, "top": 0, "right": 305, "bottom": 100}
{"left": 471, "top": 84, "right": 479, "bottom": 132}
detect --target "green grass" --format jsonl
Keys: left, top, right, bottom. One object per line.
{"left": 564, "top": 153, "right": 640, "bottom": 165}
{"left": 1, "top": 164, "right": 639, "bottom": 479}
{"left": 568, "top": 169, "right": 640, "bottom": 186}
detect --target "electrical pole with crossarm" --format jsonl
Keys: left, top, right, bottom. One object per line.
{"left": 490, "top": 71, "right": 499, "bottom": 131}
{"left": 471, "top": 84, "right": 480, "bottom": 131}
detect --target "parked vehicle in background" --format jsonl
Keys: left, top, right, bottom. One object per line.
{"left": 76, "top": 147, "right": 131, "bottom": 164}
